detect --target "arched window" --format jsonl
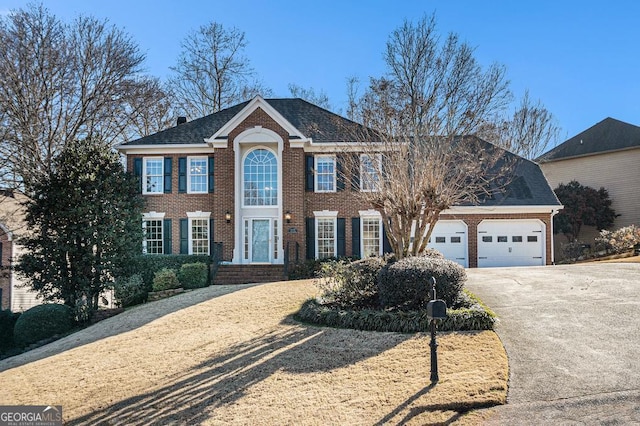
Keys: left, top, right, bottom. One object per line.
{"left": 243, "top": 149, "right": 278, "bottom": 206}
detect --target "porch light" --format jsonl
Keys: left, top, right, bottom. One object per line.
{"left": 225, "top": 211, "right": 232, "bottom": 223}
{"left": 284, "top": 211, "right": 292, "bottom": 223}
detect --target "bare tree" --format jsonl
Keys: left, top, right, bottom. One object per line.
{"left": 168, "top": 22, "right": 271, "bottom": 118}
{"left": 477, "top": 90, "right": 560, "bottom": 159}
{"left": 0, "top": 4, "right": 168, "bottom": 191}
{"left": 342, "top": 14, "right": 512, "bottom": 258}
{"left": 288, "top": 83, "right": 331, "bottom": 110}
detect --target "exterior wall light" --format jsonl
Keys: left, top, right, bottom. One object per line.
{"left": 284, "top": 211, "right": 292, "bottom": 223}
{"left": 225, "top": 211, "right": 232, "bottom": 223}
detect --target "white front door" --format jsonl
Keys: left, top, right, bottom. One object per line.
{"left": 244, "top": 218, "right": 279, "bottom": 264}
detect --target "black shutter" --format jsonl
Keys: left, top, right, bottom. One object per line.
{"left": 164, "top": 157, "right": 172, "bottom": 193}
{"left": 336, "top": 155, "right": 345, "bottom": 191}
{"left": 305, "top": 218, "right": 315, "bottom": 259}
{"left": 0, "top": 241, "right": 3, "bottom": 266}
{"left": 179, "top": 218, "right": 189, "bottom": 254}
{"left": 351, "top": 218, "right": 361, "bottom": 258}
{"left": 305, "top": 155, "right": 314, "bottom": 192}
{"left": 337, "top": 218, "right": 346, "bottom": 258}
{"left": 209, "top": 218, "right": 214, "bottom": 256}
{"left": 134, "top": 158, "right": 143, "bottom": 192}
{"left": 208, "top": 157, "right": 215, "bottom": 193}
{"left": 178, "top": 157, "right": 187, "bottom": 193}
{"left": 163, "top": 219, "right": 172, "bottom": 254}
{"left": 351, "top": 154, "right": 360, "bottom": 190}
{"left": 382, "top": 222, "right": 392, "bottom": 254}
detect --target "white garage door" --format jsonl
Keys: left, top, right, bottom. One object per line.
{"left": 477, "top": 219, "right": 545, "bottom": 267}
{"left": 427, "top": 220, "right": 468, "bottom": 267}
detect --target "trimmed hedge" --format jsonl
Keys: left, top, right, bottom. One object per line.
{"left": 13, "top": 304, "right": 74, "bottom": 347}
{"left": 113, "top": 274, "right": 147, "bottom": 308}
{"left": 378, "top": 256, "right": 466, "bottom": 309}
{"left": 294, "top": 290, "right": 496, "bottom": 332}
{"left": 152, "top": 268, "right": 180, "bottom": 292}
{"left": 178, "top": 262, "right": 208, "bottom": 289}
{"left": 316, "top": 257, "right": 386, "bottom": 307}
{"left": 0, "top": 310, "right": 21, "bottom": 352}
{"left": 129, "top": 255, "right": 211, "bottom": 292}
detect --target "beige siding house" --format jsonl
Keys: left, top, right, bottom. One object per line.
{"left": 538, "top": 117, "right": 640, "bottom": 248}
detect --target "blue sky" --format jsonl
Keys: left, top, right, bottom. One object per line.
{"left": 3, "top": 0, "right": 640, "bottom": 147}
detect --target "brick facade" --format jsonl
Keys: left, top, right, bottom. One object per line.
{"left": 124, "top": 98, "right": 559, "bottom": 268}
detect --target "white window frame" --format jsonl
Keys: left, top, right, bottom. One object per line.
{"left": 187, "top": 156, "right": 208, "bottom": 194}
{"left": 187, "top": 211, "right": 211, "bottom": 255}
{"left": 314, "top": 155, "right": 336, "bottom": 193}
{"left": 142, "top": 157, "right": 164, "bottom": 194}
{"left": 242, "top": 148, "right": 278, "bottom": 207}
{"left": 360, "top": 153, "right": 381, "bottom": 192}
{"left": 359, "top": 210, "right": 383, "bottom": 257}
{"left": 314, "top": 210, "right": 338, "bottom": 260}
{"left": 142, "top": 212, "right": 165, "bottom": 254}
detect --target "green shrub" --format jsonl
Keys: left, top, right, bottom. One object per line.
{"left": 178, "top": 262, "right": 209, "bottom": 289}
{"left": 127, "top": 255, "right": 211, "bottom": 292}
{"left": 378, "top": 256, "right": 466, "bottom": 310}
{"left": 0, "top": 310, "right": 21, "bottom": 352}
{"left": 316, "top": 257, "right": 386, "bottom": 307}
{"left": 13, "top": 304, "right": 74, "bottom": 347}
{"left": 294, "top": 290, "right": 496, "bottom": 333}
{"left": 152, "top": 268, "right": 180, "bottom": 292}
{"left": 113, "top": 274, "right": 147, "bottom": 307}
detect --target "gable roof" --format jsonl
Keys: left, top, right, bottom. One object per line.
{"left": 537, "top": 117, "right": 640, "bottom": 162}
{"left": 120, "top": 98, "right": 376, "bottom": 146}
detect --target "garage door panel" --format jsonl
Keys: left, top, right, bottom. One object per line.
{"left": 477, "top": 220, "right": 544, "bottom": 267}
{"left": 427, "top": 221, "right": 468, "bottom": 267}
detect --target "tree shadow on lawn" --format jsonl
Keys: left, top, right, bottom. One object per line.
{"left": 68, "top": 320, "right": 414, "bottom": 425}
{"left": 0, "top": 284, "right": 259, "bottom": 372}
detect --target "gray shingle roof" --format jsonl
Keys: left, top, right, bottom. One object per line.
{"left": 121, "top": 98, "right": 376, "bottom": 146}
{"left": 537, "top": 117, "right": 640, "bottom": 162}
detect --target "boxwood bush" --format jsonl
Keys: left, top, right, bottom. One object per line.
{"left": 128, "top": 255, "right": 211, "bottom": 292}
{"left": 13, "top": 304, "right": 74, "bottom": 347}
{"left": 178, "top": 262, "right": 208, "bottom": 289}
{"left": 378, "top": 256, "right": 466, "bottom": 310}
{"left": 152, "top": 268, "right": 180, "bottom": 292}
{"left": 317, "top": 257, "right": 387, "bottom": 307}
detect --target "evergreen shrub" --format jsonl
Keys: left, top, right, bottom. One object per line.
{"left": 13, "top": 304, "right": 74, "bottom": 347}
{"left": 0, "top": 309, "right": 21, "bottom": 352}
{"left": 378, "top": 256, "right": 466, "bottom": 310}
{"left": 152, "top": 268, "right": 180, "bottom": 292}
{"left": 178, "top": 262, "right": 209, "bottom": 289}
{"left": 113, "top": 274, "right": 147, "bottom": 307}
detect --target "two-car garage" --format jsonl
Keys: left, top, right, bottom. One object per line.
{"left": 427, "top": 218, "right": 546, "bottom": 268}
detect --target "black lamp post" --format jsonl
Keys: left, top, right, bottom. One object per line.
{"left": 426, "top": 276, "right": 447, "bottom": 383}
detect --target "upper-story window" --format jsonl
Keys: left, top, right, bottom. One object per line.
{"left": 360, "top": 154, "right": 381, "bottom": 192}
{"left": 143, "top": 158, "right": 163, "bottom": 194}
{"left": 243, "top": 148, "right": 277, "bottom": 206}
{"left": 315, "top": 155, "right": 336, "bottom": 192}
{"left": 188, "top": 157, "right": 207, "bottom": 193}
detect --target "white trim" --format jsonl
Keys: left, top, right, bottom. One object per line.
{"left": 313, "top": 210, "right": 339, "bottom": 218}
{"left": 358, "top": 209, "right": 381, "bottom": 217}
{"left": 142, "top": 211, "right": 166, "bottom": 219}
{"left": 205, "top": 96, "right": 310, "bottom": 146}
{"left": 443, "top": 205, "right": 563, "bottom": 215}
{"left": 315, "top": 216, "right": 338, "bottom": 260}
{"left": 359, "top": 213, "right": 383, "bottom": 257}
{"left": 360, "top": 153, "right": 381, "bottom": 192}
{"left": 241, "top": 146, "right": 279, "bottom": 208}
{"left": 186, "top": 211, "right": 211, "bottom": 219}
{"left": 187, "top": 156, "right": 208, "bottom": 194}
{"left": 186, "top": 212, "right": 211, "bottom": 255}
{"left": 0, "top": 223, "right": 13, "bottom": 241}
{"left": 303, "top": 141, "right": 388, "bottom": 152}
{"left": 314, "top": 155, "right": 337, "bottom": 193}
{"left": 118, "top": 144, "right": 212, "bottom": 155}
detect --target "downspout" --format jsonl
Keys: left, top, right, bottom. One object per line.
{"left": 550, "top": 207, "right": 563, "bottom": 265}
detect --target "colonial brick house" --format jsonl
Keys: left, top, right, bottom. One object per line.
{"left": 118, "top": 96, "right": 562, "bottom": 282}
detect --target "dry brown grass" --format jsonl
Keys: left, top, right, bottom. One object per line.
{"left": 0, "top": 280, "right": 507, "bottom": 425}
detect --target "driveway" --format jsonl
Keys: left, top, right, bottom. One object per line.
{"left": 466, "top": 263, "right": 640, "bottom": 424}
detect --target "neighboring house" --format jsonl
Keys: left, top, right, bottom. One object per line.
{"left": 117, "top": 96, "right": 561, "bottom": 279}
{"left": 538, "top": 117, "right": 640, "bottom": 248}
{"left": 0, "top": 190, "right": 41, "bottom": 312}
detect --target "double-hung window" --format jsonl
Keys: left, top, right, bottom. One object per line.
{"left": 187, "top": 211, "right": 210, "bottom": 255}
{"left": 314, "top": 211, "right": 338, "bottom": 259}
{"left": 361, "top": 217, "right": 382, "bottom": 257}
{"left": 143, "top": 158, "right": 163, "bottom": 194}
{"left": 142, "top": 212, "right": 165, "bottom": 254}
{"left": 360, "top": 154, "right": 381, "bottom": 192}
{"left": 315, "top": 155, "right": 336, "bottom": 192}
{"left": 188, "top": 157, "right": 207, "bottom": 193}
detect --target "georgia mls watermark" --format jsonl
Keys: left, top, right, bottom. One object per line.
{"left": 0, "top": 406, "right": 62, "bottom": 426}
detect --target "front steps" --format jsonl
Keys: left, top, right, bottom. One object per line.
{"left": 212, "top": 264, "right": 287, "bottom": 285}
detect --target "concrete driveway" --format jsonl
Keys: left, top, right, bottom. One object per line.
{"left": 465, "top": 263, "right": 640, "bottom": 424}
